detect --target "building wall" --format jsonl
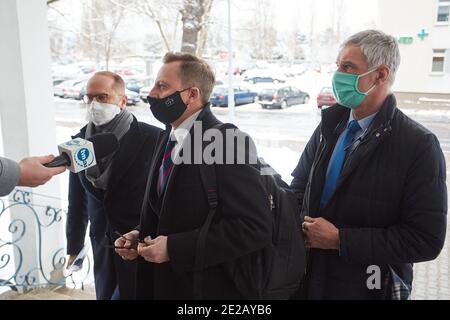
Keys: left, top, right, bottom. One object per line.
{"left": 378, "top": 0, "right": 450, "bottom": 94}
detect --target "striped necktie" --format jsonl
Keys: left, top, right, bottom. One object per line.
{"left": 157, "top": 138, "right": 176, "bottom": 197}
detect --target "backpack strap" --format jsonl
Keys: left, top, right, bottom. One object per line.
{"left": 193, "top": 122, "right": 237, "bottom": 299}
{"left": 194, "top": 164, "right": 218, "bottom": 299}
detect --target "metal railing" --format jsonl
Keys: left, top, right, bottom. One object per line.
{"left": 0, "top": 189, "right": 91, "bottom": 292}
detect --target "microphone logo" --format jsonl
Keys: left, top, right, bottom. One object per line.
{"left": 66, "top": 140, "right": 82, "bottom": 147}
{"left": 75, "top": 148, "right": 94, "bottom": 168}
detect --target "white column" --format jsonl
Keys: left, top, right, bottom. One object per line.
{"left": 0, "top": 0, "right": 65, "bottom": 290}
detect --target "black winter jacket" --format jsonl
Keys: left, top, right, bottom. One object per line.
{"left": 291, "top": 94, "right": 447, "bottom": 299}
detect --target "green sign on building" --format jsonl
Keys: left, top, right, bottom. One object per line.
{"left": 398, "top": 36, "right": 414, "bottom": 45}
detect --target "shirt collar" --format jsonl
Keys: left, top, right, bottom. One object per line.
{"left": 348, "top": 110, "right": 378, "bottom": 132}
{"left": 170, "top": 110, "right": 202, "bottom": 145}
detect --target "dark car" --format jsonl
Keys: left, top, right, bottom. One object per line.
{"left": 210, "top": 85, "right": 257, "bottom": 107}
{"left": 317, "top": 86, "right": 337, "bottom": 109}
{"left": 125, "top": 89, "right": 141, "bottom": 105}
{"left": 258, "top": 86, "right": 310, "bottom": 109}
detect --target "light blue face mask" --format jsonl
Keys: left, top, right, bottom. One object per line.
{"left": 332, "top": 68, "right": 378, "bottom": 109}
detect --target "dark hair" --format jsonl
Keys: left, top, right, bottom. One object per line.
{"left": 93, "top": 71, "right": 125, "bottom": 94}
{"left": 163, "top": 52, "right": 215, "bottom": 104}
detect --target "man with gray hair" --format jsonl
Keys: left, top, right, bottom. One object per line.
{"left": 291, "top": 30, "right": 447, "bottom": 299}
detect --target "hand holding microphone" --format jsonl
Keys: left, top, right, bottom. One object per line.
{"left": 44, "top": 133, "right": 119, "bottom": 173}
{"left": 18, "top": 155, "right": 66, "bottom": 187}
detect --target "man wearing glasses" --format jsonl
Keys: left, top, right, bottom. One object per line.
{"left": 65, "top": 71, "right": 162, "bottom": 300}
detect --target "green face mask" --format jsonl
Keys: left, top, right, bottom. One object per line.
{"left": 332, "top": 68, "right": 378, "bottom": 109}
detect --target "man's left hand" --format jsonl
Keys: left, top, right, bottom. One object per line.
{"left": 137, "top": 235, "right": 170, "bottom": 263}
{"left": 302, "top": 216, "right": 340, "bottom": 250}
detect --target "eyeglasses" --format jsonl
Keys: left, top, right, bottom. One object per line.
{"left": 83, "top": 93, "right": 123, "bottom": 104}
{"left": 83, "top": 93, "right": 110, "bottom": 104}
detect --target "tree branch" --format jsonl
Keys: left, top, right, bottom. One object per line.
{"left": 46, "top": 0, "right": 60, "bottom": 5}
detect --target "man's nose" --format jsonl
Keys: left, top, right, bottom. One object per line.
{"left": 149, "top": 87, "right": 158, "bottom": 98}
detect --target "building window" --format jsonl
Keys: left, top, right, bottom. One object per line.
{"left": 437, "top": 0, "right": 450, "bottom": 23}
{"left": 432, "top": 49, "right": 446, "bottom": 73}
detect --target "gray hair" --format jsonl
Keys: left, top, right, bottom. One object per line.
{"left": 341, "top": 30, "right": 401, "bottom": 87}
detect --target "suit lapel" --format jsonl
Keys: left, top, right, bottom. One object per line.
{"left": 334, "top": 96, "right": 396, "bottom": 194}
{"left": 158, "top": 105, "right": 221, "bottom": 215}
{"left": 147, "top": 129, "right": 171, "bottom": 216}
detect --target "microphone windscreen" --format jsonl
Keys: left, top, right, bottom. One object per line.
{"left": 87, "top": 133, "right": 120, "bottom": 159}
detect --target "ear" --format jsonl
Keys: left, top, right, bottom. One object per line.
{"left": 120, "top": 95, "right": 128, "bottom": 109}
{"left": 378, "top": 65, "right": 390, "bottom": 85}
{"left": 189, "top": 87, "right": 200, "bottom": 100}
{"left": 186, "top": 87, "right": 201, "bottom": 107}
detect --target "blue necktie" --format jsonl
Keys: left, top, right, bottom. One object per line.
{"left": 320, "top": 120, "right": 361, "bottom": 207}
{"left": 157, "top": 139, "right": 176, "bottom": 197}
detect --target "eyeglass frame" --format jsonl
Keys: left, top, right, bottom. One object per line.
{"left": 83, "top": 93, "right": 124, "bottom": 104}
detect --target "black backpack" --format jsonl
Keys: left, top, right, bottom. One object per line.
{"left": 193, "top": 124, "right": 306, "bottom": 299}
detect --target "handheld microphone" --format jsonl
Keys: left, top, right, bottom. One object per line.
{"left": 45, "top": 133, "right": 119, "bottom": 173}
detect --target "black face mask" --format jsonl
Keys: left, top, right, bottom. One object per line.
{"left": 147, "top": 88, "right": 190, "bottom": 125}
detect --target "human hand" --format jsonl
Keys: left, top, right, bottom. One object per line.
{"left": 18, "top": 155, "right": 66, "bottom": 187}
{"left": 115, "top": 230, "right": 140, "bottom": 261}
{"left": 137, "top": 236, "right": 169, "bottom": 264}
{"left": 302, "top": 216, "right": 340, "bottom": 250}
{"left": 66, "top": 255, "right": 77, "bottom": 269}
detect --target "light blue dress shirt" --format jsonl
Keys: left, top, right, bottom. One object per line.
{"left": 325, "top": 111, "right": 378, "bottom": 177}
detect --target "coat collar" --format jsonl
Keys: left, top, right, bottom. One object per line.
{"left": 318, "top": 95, "right": 397, "bottom": 212}
{"left": 73, "top": 116, "right": 148, "bottom": 194}
{"left": 320, "top": 94, "right": 397, "bottom": 140}
{"left": 149, "top": 103, "right": 221, "bottom": 216}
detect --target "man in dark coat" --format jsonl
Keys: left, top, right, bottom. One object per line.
{"left": 115, "top": 53, "right": 271, "bottom": 299}
{"left": 291, "top": 30, "right": 447, "bottom": 300}
{"left": 66, "top": 71, "right": 162, "bottom": 300}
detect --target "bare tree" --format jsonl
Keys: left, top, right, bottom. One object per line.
{"left": 180, "top": 0, "right": 214, "bottom": 55}
{"left": 196, "top": 0, "right": 214, "bottom": 57}
{"left": 244, "top": 0, "right": 278, "bottom": 60}
{"left": 80, "top": 0, "right": 126, "bottom": 69}
{"left": 112, "top": 0, "right": 179, "bottom": 52}
{"left": 47, "top": 0, "right": 130, "bottom": 68}
{"left": 330, "top": 0, "right": 345, "bottom": 44}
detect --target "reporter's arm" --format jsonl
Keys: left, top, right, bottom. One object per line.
{"left": 0, "top": 156, "right": 21, "bottom": 196}
{"left": 18, "top": 155, "right": 66, "bottom": 187}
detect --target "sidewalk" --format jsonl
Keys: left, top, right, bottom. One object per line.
{"left": 412, "top": 220, "right": 450, "bottom": 300}
{"left": 0, "top": 285, "right": 95, "bottom": 300}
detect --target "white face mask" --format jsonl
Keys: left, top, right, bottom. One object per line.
{"left": 86, "top": 101, "right": 121, "bottom": 126}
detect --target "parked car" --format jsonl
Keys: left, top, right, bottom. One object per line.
{"left": 242, "top": 69, "right": 287, "bottom": 84}
{"left": 244, "top": 75, "right": 286, "bottom": 84}
{"left": 317, "top": 86, "right": 337, "bottom": 109}
{"left": 258, "top": 86, "right": 310, "bottom": 109}
{"left": 65, "top": 81, "right": 88, "bottom": 100}
{"left": 125, "top": 89, "right": 141, "bottom": 105}
{"left": 125, "top": 77, "right": 152, "bottom": 93}
{"left": 210, "top": 85, "right": 257, "bottom": 107}
{"left": 54, "top": 79, "right": 85, "bottom": 98}
{"left": 52, "top": 78, "right": 67, "bottom": 87}
{"left": 139, "top": 86, "right": 151, "bottom": 102}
